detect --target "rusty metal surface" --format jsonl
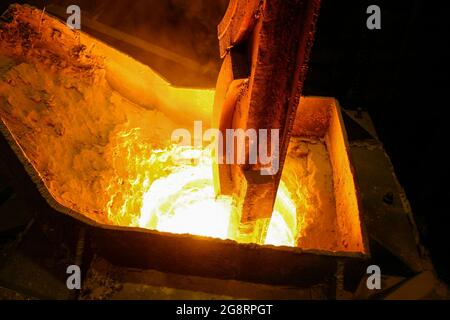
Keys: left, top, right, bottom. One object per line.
{"left": 342, "top": 109, "right": 424, "bottom": 273}
{"left": 213, "top": 0, "right": 321, "bottom": 241}
{"left": 217, "top": 0, "right": 261, "bottom": 58}
{"left": 79, "top": 255, "right": 329, "bottom": 300}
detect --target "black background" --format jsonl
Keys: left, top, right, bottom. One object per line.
{"left": 303, "top": 0, "right": 449, "bottom": 284}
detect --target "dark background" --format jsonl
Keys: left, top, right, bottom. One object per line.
{"left": 304, "top": 0, "right": 450, "bottom": 284}
{"left": 1, "top": 0, "right": 449, "bottom": 284}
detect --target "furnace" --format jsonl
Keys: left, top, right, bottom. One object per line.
{"left": 0, "top": 3, "right": 368, "bottom": 286}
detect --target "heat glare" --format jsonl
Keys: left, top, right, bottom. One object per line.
{"left": 0, "top": 5, "right": 366, "bottom": 253}
{"left": 106, "top": 139, "right": 302, "bottom": 246}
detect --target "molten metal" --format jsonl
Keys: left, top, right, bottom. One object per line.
{"left": 0, "top": 5, "right": 366, "bottom": 255}
{"left": 107, "top": 141, "right": 302, "bottom": 246}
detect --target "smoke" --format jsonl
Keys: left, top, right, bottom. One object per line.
{"left": 7, "top": 0, "right": 230, "bottom": 87}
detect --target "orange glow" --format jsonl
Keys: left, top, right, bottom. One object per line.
{"left": 106, "top": 139, "right": 302, "bottom": 246}
{"left": 0, "top": 5, "right": 366, "bottom": 254}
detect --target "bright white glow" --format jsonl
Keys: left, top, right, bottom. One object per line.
{"left": 138, "top": 145, "right": 298, "bottom": 246}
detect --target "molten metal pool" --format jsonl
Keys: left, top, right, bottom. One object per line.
{"left": 0, "top": 5, "right": 366, "bottom": 256}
